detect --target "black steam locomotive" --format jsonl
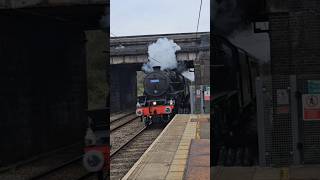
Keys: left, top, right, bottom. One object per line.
{"left": 212, "top": 34, "right": 260, "bottom": 166}
{"left": 136, "top": 66, "right": 190, "bottom": 126}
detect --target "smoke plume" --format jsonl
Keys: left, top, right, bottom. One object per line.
{"left": 142, "top": 38, "right": 195, "bottom": 81}
{"left": 142, "top": 38, "right": 181, "bottom": 72}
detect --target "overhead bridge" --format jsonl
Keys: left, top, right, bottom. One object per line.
{"left": 110, "top": 32, "right": 210, "bottom": 66}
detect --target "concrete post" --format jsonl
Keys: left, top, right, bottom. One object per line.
{"left": 256, "top": 77, "right": 266, "bottom": 166}
{"left": 189, "top": 85, "right": 195, "bottom": 114}
{"left": 290, "top": 75, "right": 300, "bottom": 165}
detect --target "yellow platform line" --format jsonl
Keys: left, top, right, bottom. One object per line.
{"left": 165, "top": 118, "right": 197, "bottom": 180}
{"left": 196, "top": 121, "right": 200, "bottom": 139}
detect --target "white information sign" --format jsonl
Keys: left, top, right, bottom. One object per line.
{"left": 302, "top": 94, "right": 320, "bottom": 120}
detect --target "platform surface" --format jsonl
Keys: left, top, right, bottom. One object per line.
{"left": 122, "top": 114, "right": 210, "bottom": 180}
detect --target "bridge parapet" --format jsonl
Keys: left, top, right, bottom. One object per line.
{"left": 110, "top": 32, "right": 209, "bottom": 65}
{"left": 110, "top": 52, "right": 198, "bottom": 65}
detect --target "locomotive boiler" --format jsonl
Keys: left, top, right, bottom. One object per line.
{"left": 136, "top": 66, "right": 190, "bottom": 126}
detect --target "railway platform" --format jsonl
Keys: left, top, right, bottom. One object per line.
{"left": 122, "top": 114, "right": 210, "bottom": 180}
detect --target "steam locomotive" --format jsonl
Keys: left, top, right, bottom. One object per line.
{"left": 136, "top": 66, "right": 190, "bottom": 126}
{"left": 212, "top": 34, "right": 260, "bottom": 166}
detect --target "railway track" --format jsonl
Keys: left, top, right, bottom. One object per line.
{"left": 79, "top": 112, "right": 143, "bottom": 180}
{"left": 29, "top": 156, "right": 87, "bottom": 180}
{"left": 0, "top": 112, "right": 136, "bottom": 180}
{"left": 110, "top": 126, "right": 163, "bottom": 180}
{"left": 29, "top": 112, "right": 138, "bottom": 180}
{"left": 80, "top": 112, "right": 163, "bottom": 180}
{"left": 0, "top": 142, "right": 84, "bottom": 180}
{"left": 110, "top": 111, "right": 135, "bottom": 124}
{"left": 110, "top": 111, "right": 144, "bottom": 153}
{"left": 110, "top": 113, "right": 138, "bottom": 132}
{"left": 0, "top": 111, "right": 154, "bottom": 180}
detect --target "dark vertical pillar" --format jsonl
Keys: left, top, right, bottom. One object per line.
{"left": 119, "top": 65, "right": 137, "bottom": 110}
{"left": 110, "top": 65, "right": 137, "bottom": 112}
{"left": 110, "top": 66, "right": 121, "bottom": 112}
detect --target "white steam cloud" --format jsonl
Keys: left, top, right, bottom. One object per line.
{"left": 142, "top": 37, "right": 194, "bottom": 81}
{"left": 142, "top": 38, "right": 181, "bottom": 72}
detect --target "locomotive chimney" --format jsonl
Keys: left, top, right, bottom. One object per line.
{"left": 153, "top": 66, "right": 161, "bottom": 71}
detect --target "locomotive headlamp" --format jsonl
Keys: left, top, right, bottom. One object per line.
{"left": 169, "top": 100, "right": 174, "bottom": 105}
{"left": 165, "top": 107, "right": 172, "bottom": 113}
{"left": 153, "top": 101, "right": 157, "bottom": 106}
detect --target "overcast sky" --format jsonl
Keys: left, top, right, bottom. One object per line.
{"left": 110, "top": 0, "right": 210, "bottom": 36}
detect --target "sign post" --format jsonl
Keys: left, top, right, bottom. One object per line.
{"left": 204, "top": 86, "right": 210, "bottom": 101}
{"left": 189, "top": 85, "right": 195, "bottom": 114}
{"left": 200, "top": 85, "right": 204, "bottom": 114}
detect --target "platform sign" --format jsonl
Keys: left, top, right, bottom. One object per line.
{"left": 302, "top": 94, "right": 320, "bottom": 120}
{"left": 204, "top": 86, "right": 210, "bottom": 101}
{"left": 308, "top": 80, "right": 320, "bottom": 94}
{"left": 276, "top": 89, "right": 289, "bottom": 114}
{"left": 196, "top": 89, "right": 201, "bottom": 98}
